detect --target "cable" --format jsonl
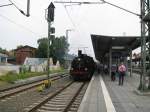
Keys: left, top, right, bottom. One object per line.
{"left": 64, "top": 4, "right": 84, "bottom": 37}
{"left": 62, "top": 4, "right": 88, "bottom": 51}
{"left": 63, "top": 5, "right": 77, "bottom": 28}
{"left": 8, "top": 0, "right": 26, "bottom": 16}
{"left": 63, "top": 3, "right": 82, "bottom": 36}
{"left": 55, "top": 0, "right": 140, "bottom": 17}
{"left": 8, "top": 0, "right": 20, "bottom": 10}
{"left": 100, "top": 0, "right": 140, "bottom": 17}
{"left": 8, "top": 0, "right": 22, "bottom": 11}
{"left": 63, "top": 5, "right": 93, "bottom": 55}
{"left": 0, "top": 13, "right": 43, "bottom": 37}
{"left": 0, "top": 3, "right": 13, "bottom": 8}
{"left": 62, "top": 1, "right": 83, "bottom": 32}
{"left": 54, "top": 1, "right": 104, "bottom": 4}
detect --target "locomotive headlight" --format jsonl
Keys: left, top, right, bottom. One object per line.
{"left": 84, "top": 68, "right": 88, "bottom": 71}
{"left": 78, "top": 58, "right": 81, "bottom": 61}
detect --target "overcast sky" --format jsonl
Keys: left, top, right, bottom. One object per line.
{"left": 0, "top": 0, "right": 141, "bottom": 57}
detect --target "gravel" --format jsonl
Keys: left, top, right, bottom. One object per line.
{"left": 0, "top": 76, "right": 71, "bottom": 112}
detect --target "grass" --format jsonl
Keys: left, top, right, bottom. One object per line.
{"left": 0, "top": 81, "right": 10, "bottom": 86}
{"left": 0, "top": 68, "right": 67, "bottom": 83}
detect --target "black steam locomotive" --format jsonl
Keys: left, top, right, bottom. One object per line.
{"left": 70, "top": 50, "right": 95, "bottom": 80}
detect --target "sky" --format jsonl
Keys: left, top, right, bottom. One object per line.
{"left": 0, "top": 0, "right": 141, "bottom": 57}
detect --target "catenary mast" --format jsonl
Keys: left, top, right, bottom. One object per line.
{"left": 140, "top": 0, "right": 150, "bottom": 90}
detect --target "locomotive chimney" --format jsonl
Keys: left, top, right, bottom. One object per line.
{"left": 78, "top": 50, "right": 82, "bottom": 56}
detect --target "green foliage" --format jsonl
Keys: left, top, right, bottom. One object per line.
{"left": 36, "top": 38, "right": 48, "bottom": 58}
{"left": 0, "top": 69, "right": 67, "bottom": 83}
{"left": 0, "top": 47, "right": 7, "bottom": 54}
{"left": 49, "top": 67, "right": 67, "bottom": 73}
{"left": 36, "top": 36, "right": 69, "bottom": 65}
{"left": 0, "top": 72, "right": 45, "bottom": 83}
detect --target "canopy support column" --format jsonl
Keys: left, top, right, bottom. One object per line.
{"left": 130, "top": 49, "right": 132, "bottom": 77}
{"left": 109, "top": 48, "right": 112, "bottom": 76}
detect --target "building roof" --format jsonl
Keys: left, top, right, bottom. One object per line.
{"left": 91, "top": 34, "right": 141, "bottom": 61}
{"left": 0, "top": 53, "right": 8, "bottom": 57}
{"left": 14, "top": 45, "right": 37, "bottom": 51}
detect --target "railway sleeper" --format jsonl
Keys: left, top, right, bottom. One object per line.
{"left": 44, "top": 103, "right": 66, "bottom": 107}
{"left": 47, "top": 102, "right": 67, "bottom": 105}
{"left": 40, "top": 106, "right": 64, "bottom": 111}
{"left": 37, "top": 109, "right": 61, "bottom": 112}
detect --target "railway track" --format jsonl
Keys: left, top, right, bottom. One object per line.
{"left": 24, "top": 81, "right": 89, "bottom": 112}
{"left": 0, "top": 73, "right": 69, "bottom": 100}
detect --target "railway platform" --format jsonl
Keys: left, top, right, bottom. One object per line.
{"left": 78, "top": 73, "right": 150, "bottom": 112}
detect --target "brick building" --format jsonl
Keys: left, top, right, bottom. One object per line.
{"left": 15, "top": 45, "right": 37, "bottom": 65}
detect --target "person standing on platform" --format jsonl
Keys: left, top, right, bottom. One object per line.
{"left": 111, "top": 64, "right": 117, "bottom": 81}
{"left": 104, "top": 64, "right": 108, "bottom": 74}
{"left": 118, "top": 62, "right": 126, "bottom": 85}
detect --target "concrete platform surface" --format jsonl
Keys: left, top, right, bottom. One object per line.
{"left": 78, "top": 74, "right": 116, "bottom": 112}
{"left": 78, "top": 73, "right": 150, "bottom": 112}
{"left": 103, "top": 73, "right": 150, "bottom": 112}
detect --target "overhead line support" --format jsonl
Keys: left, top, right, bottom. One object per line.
{"left": 102, "top": 0, "right": 140, "bottom": 17}
{"left": 0, "top": 4, "right": 13, "bottom": 8}
{"left": 8, "top": 0, "right": 30, "bottom": 17}
{"left": 54, "top": 1, "right": 104, "bottom": 4}
{"left": 54, "top": 0, "right": 140, "bottom": 17}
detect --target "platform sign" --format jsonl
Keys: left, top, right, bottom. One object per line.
{"left": 112, "top": 52, "right": 128, "bottom": 58}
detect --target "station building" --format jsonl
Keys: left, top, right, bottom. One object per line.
{"left": 14, "top": 45, "right": 37, "bottom": 65}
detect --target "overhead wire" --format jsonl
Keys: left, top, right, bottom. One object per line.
{"left": 63, "top": 1, "right": 94, "bottom": 54}
{"left": 0, "top": 3, "right": 13, "bottom": 8}
{"left": 8, "top": 0, "right": 23, "bottom": 12}
{"left": 0, "top": 0, "right": 48, "bottom": 37}
{"left": 63, "top": 4, "right": 85, "bottom": 39}
{"left": 63, "top": 3, "right": 84, "bottom": 36}
{"left": 63, "top": 4, "right": 77, "bottom": 29}
{"left": 8, "top": 0, "right": 27, "bottom": 16}
{"left": 0, "top": 13, "right": 43, "bottom": 37}
{"left": 61, "top": 1, "right": 85, "bottom": 53}
{"left": 54, "top": 0, "right": 140, "bottom": 17}
{"left": 100, "top": 0, "right": 140, "bottom": 17}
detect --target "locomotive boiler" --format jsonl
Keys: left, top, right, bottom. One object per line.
{"left": 70, "top": 50, "right": 95, "bottom": 80}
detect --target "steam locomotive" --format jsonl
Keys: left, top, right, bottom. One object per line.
{"left": 70, "top": 50, "right": 95, "bottom": 80}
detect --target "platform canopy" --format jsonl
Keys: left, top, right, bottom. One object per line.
{"left": 91, "top": 34, "right": 141, "bottom": 61}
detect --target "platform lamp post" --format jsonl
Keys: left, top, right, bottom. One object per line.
{"left": 45, "top": 2, "right": 55, "bottom": 88}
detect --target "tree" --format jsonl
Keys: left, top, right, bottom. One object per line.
{"left": 36, "top": 38, "right": 48, "bottom": 58}
{"left": 36, "top": 36, "right": 69, "bottom": 65}
{"left": 53, "top": 36, "right": 69, "bottom": 64}
{"left": 0, "top": 47, "right": 7, "bottom": 54}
